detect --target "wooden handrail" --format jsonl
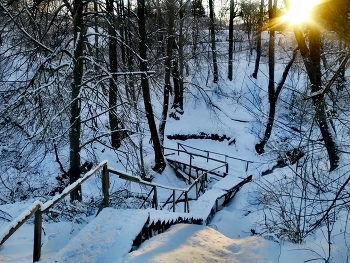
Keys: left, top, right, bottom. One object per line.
{"left": 163, "top": 147, "right": 227, "bottom": 165}
{"left": 177, "top": 142, "right": 259, "bottom": 164}
{"left": 1, "top": 158, "right": 248, "bottom": 262}
{"left": 41, "top": 161, "right": 107, "bottom": 212}
{"left": 0, "top": 202, "right": 41, "bottom": 246}
{"left": 0, "top": 160, "right": 109, "bottom": 262}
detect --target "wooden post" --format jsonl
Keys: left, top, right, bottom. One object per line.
{"left": 195, "top": 181, "right": 199, "bottom": 199}
{"left": 33, "top": 210, "right": 42, "bottom": 262}
{"left": 216, "top": 199, "right": 218, "bottom": 212}
{"left": 185, "top": 191, "right": 189, "bottom": 213}
{"left": 173, "top": 190, "right": 176, "bottom": 212}
{"left": 177, "top": 142, "right": 180, "bottom": 155}
{"left": 206, "top": 151, "right": 209, "bottom": 162}
{"left": 225, "top": 163, "right": 228, "bottom": 173}
{"left": 189, "top": 154, "right": 192, "bottom": 183}
{"left": 153, "top": 186, "right": 158, "bottom": 209}
{"left": 102, "top": 164, "right": 109, "bottom": 208}
{"left": 246, "top": 161, "right": 249, "bottom": 172}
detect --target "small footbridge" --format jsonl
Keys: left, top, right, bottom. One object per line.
{"left": 0, "top": 144, "right": 253, "bottom": 262}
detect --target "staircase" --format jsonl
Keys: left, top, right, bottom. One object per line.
{"left": 48, "top": 146, "right": 252, "bottom": 262}
{"left": 1, "top": 146, "right": 253, "bottom": 263}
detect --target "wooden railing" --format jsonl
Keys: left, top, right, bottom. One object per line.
{"left": 0, "top": 161, "right": 109, "bottom": 262}
{"left": 108, "top": 165, "right": 216, "bottom": 213}
{"left": 0, "top": 156, "right": 250, "bottom": 262}
{"left": 176, "top": 142, "right": 256, "bottom": 172}
{"left": 163, "top": 146, "right": 229, "bottom": 179}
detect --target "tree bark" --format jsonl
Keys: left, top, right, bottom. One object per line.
{"left": 137, "top": 0, "right": 165, "bottom": 172}
{"left": 69, "top": 0, "right": 84, "bottom": 202}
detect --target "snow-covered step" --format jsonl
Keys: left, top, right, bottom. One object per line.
{"left": 49, "top": 208, "right": 149, "bottom": 263}
{"left": 149, "top": 209, "right": 201, "bottom": 224}
{"left": 189, "top": 188, "right": 226, "bottom": 221}
{"left": 212, "top": 174, "right": 245, "bottom": 191}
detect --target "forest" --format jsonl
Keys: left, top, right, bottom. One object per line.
{"left": 1, "top": 0, "right": 350, "bottom": 261}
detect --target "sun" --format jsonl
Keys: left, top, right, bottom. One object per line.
{"left": 283, "top": 0, "right": 319, "bottom": 25}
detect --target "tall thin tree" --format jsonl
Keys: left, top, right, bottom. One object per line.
{"left": 69, "top": 0, "right": 84, "bottom": 202}
{"left": 137, "top": 0, "right": 166, "bottom": 172}
{"left": 208, "top": 0, "right": 218, "bottom": 83}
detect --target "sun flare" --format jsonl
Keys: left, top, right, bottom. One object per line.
{"left": 283, "top": 0, "right": 319, "bottom": 25}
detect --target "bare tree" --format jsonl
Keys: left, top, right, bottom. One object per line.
{"left": 137, "top": 0, "right": 166, "bottom": 172}
{"left": 159, "top": 0, "right": 177, "bottom": 145}
{"left": 293, "top": 24, "right": 339, "bottom": 171}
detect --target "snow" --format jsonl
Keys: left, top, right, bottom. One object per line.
{"left": 41, "top": 160, "right": 107, "bottom": 211}
{"left": 0, "top": 201, "right": 42, "bottom": 243}
{"left": 212, "top": 174, "right": 247, "bottom": 191}
{"left": 45, "top": 209, "right": 149, "bottom": 263}
{"left": 120, "top": 224, "right": 280, "bottom": 263}
{"left": 147, "top": 209, "right": 201, "bottom": 224}
{"left": 189, "top": 188, "right": 226, "bottom": 220}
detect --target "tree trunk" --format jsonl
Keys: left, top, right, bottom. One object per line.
{"left": 252, "top": 0, "right": 264, "bottom": 79}
{"left": 255, "top": 50, "right": 297, "bottom": 154}
{"left": 309, "top": 26, "right": 339, "bottom": 171}
{"left": 208, "top": 0, "right": 218, "bottom": 83}
{"left": 227, "top": 0, "right": 236, "bottom": 81}
{"left": 159, "top": 0, "right": 176, "bottom": 145}
{"left": 69, "top": 0, "right": 84, "bottom": 202}
{"left": 126, "top": 0, "right": 136, "bottom": 106}
{"left": 107, "top": 0, "right": 125, "bottom": 149}
{"left": 172, "top": 58, "right": 182, "bottom": 112}
{"left": 173, "top": 1, "right": 185, "bottom": 111}
{"left": 255, "top": 0, "right": 275, "bottom": 155}
{"left": 137, "top": 0, "right": 165, "bottom": 172}
{"left": 294, "top": 24, "right": 339, "bottom": 171}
